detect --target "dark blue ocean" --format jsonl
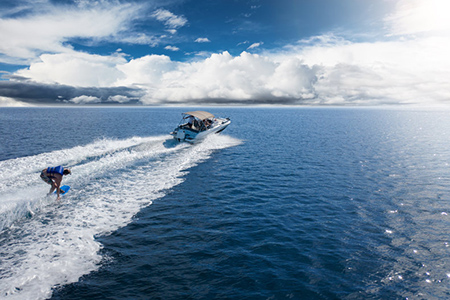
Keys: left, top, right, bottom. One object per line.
{"left": 1, "top": 107, "right": 450, "bottom": 300}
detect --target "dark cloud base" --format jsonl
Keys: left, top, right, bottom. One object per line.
{"left": 0, "top": 80, "right": 144, "bottom": 105}
{"left": 167, "top": 97, "right": 314, "bottom": 106}
{"left": 0, "top": 80, "right": 321, "bottom": 106}
{"left": 2, "top": 80, "right": 406, "bottom": 106}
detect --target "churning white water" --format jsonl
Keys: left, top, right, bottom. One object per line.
{"left": 0, "top": 134, "right": 241, "bottom": 299}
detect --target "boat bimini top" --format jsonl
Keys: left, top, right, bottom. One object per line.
{"left": 183, "top": 111, "right": 215, "bottom": 120}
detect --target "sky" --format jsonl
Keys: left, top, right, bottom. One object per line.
{"left": 0, "top": 0, "right": 449, "bottom": 106}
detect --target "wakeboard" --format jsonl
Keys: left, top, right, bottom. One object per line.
{"left": 54, "top": 185, "right": 70, "bottom": 195}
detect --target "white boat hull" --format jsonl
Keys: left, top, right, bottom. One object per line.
{"left": 171, "top": 118, "right": 231, "bottom": 143}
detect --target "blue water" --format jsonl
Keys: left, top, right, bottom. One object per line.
{"left": 1, "top": 107, "right": 450, "bottom": 299}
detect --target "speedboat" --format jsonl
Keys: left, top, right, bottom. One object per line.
{"left": 170, "top": 111, "right": 231, "bottom": 143}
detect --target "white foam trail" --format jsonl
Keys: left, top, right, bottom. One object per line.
{"left": 0, "top": 134, "right": 241, "bottom": 300}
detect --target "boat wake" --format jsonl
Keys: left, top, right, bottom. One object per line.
{"left": 0, "top": 134, "right": 241, "bottom": 300}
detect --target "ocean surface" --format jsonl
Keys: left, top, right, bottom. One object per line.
{"left": 1, "top": 107, "right": 450, "bottom": 300}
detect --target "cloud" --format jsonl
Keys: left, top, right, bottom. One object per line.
{"left": 247, "top": 42, "right": 263, "bottom": 50}
{"left": 127, "top": 51, "right": 318, "bottom": 105}
{"left": 0, "top": 80, "right": 143, "bottom": 105}
{"left": 119, "top": 33, "right": 164, "bottom": 47}
{"left": 195, "top": 38, "right": 211, "bottom": 43}
{"left": 69, "top": 95, "right": 101, "bottom": 104}
{"left": 15, "top": 52, "right": 128, "bottom": 87}
{"left": 237, "top": 41, "right": 249, "bottom": 46}
{"left": 385, "top": 0, "right": 450, "bottom": 36}
{"left": 3, "top": 51, "right": 319, "bottom": 105}
{"left": 152, "top": 8, "right": 187, "bottom": 32}
{"left": 107, "top": 95, "right": 133, "bottom": 103}
{"left": 272, "top": 34, "right": 450, "bottom": 105}
{"left": 165, "top": 29, "right": 177, "bottom": 35}
{"left": 69, "top": 94, "right": 134, "bottom": 104}
{"left": 0, "top": 1, "right": 145, "bottom": 64}
{"left": 115, "top": 54, "right": 175, "bottom": 87}
{"left": 0, "top": 96, "right": 31, "bottom": 107}
{"left": 2, "top": 32, "right": 450, "bottom": 106}
{"left": 165, "top": 45, "right": 180, "bottom": 51}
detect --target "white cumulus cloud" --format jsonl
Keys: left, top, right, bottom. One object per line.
{"left": 165, "top": 45, "right": 180, "bottom": 51}
{"left": 195, "top": 38, "right": 211, "bottom": 43}
{"left": 272, "top": 34, "right": 450, "bottom": 105}
{"left": 115, "top": 54, "right": 175, "bottom": 87}
{"left": 122, "top": 51, "right": 317, "bottom": 104}
{"left": 69, "top": 95, "right": 101, "bottom": 104}
{"left": 8, "top": 34, "right": 450, "bottom": 106}
{"left": 16, "top": 52, "right": 127, "bottom": 87}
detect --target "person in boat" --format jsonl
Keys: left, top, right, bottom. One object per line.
{"left": 187, "top": 115, "right": 194, "bottom": 128}
{"left": 204, "top": 118, "right": 212, "bottom": 128}
{"left": 40, "top": 166, "right": 71, "bottom": 200}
